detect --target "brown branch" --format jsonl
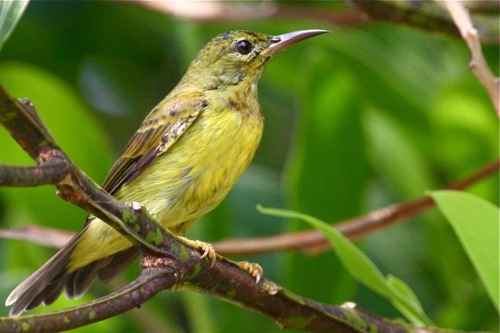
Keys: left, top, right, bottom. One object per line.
{"left": 0, "top": 146, "right": 72, "bottom": 187}
{"left": 135, "top": 0, "right": 499, "bottom": 44}
{"left": 353, "top": 0, "right": 459, "bottom": 38}
{"left": 136, "top": 1, "right": 368, "bottom": 26}
{"left": 0, "top": 225, "right": 72, "bottom": 249}
{"left": 0, "top": 97, "right": 59, "bottom": 158}
{"left": 0, "top": 267, "right": 173, "bottom": 333}
{"left": 215, "top": 159, "right": 499, "bottom": 256}
{"left": 438, "top": 0, "right": 500, "bottom": 116}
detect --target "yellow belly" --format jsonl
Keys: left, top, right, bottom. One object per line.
{"left": 68, "top": 103, "right": 263, "bottom": 271}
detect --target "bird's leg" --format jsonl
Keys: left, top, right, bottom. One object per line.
{"left": 178, "top": 237, "right": 217, "bottom": 267}
{"left": 178, "top": 237, "right": 263, "bottom": 283}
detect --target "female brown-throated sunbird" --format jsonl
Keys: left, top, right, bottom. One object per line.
{"left": 6, "top": 29, "right": 329, "bottom": 316}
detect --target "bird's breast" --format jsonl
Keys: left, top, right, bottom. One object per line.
{"left": 175, "top": 98, "right": 264, "bottom": 217}
{"left": 119, "top": 95, "right": 264, "bottom": 232}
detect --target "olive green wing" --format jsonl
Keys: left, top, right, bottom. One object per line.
{"left": 102, "top": 92, "right": 207, "bottom": 194}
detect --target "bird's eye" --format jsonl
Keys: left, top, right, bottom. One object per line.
{"left": 235, "top": 40, "right": 252, "bottom": 55}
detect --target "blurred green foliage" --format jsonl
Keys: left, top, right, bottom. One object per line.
{"left": 0, "top": 2, "right": 498, "bottom": 332}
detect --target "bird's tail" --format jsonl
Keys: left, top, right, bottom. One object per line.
{"left": 6, "top": 226, "right": 139, "bottom": 316}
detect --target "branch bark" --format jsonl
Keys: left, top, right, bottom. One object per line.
{"left": 215, "top": 159, "right": 499, "bottom": 256}
{"left": 136, "top": 0, "right": 499, "bottom": 44}
{"left": 437, "top": 0, "right": 499, "bottom": 116}
{"left": 0, "top": 268, "right": 172, "bottom": 333}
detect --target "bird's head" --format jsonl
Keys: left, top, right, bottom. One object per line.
{"left": 181, "top": 29, "right": 329, "bottom": 91}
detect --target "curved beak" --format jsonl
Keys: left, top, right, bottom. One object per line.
{"left": 263, "top": 29, "right": 330, "bottom": 56}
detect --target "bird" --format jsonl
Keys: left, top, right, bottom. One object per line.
{"left": 6, "top": 29, "right": 329, "bottom": 316}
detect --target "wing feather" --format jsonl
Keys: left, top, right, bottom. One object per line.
{"left": 102, "top": 92, "right": 207, "bottom": 194}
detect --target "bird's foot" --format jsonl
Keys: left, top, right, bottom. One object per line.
{"left": 180, "top": 237, "right": 217, "bottom": 267}
{"left": 237, "top": 261, "right": 263, "bottom": 284}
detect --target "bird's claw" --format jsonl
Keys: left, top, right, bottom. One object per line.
{"left": 237, "top": 261, "right": 263, "bottom": 284}
{"left": 177, "top": 237, "right": 217, "bottom": 267}
{"left": 192, "top": 240, "right": 217, "bottom": 268}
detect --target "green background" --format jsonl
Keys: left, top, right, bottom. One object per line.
{"left": 0, "top": 2, "right": 498, "bottom": 332}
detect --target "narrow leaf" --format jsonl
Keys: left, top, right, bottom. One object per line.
{"left": 257, "top": 206, "right": 433, "bottom": 325}
{"left": 0, "top": 1, "right": 29, "bottom": 50}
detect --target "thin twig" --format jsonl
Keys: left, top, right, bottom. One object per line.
{"left": 0, "top": 225, "right": 72, "bottom": 249}
{"left": 215, "top": 160, "right": 499, "bottom": 256}
{"left": 438, "top": 0, "right": 499, "bottom": 116}
{"left": 136, "top": 1, "right": 367, "bottom": 26}
{"left": 136, "top": 1, "right": 499, "bottom": 44}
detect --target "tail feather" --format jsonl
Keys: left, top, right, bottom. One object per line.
{"left": 66, "top": 261, "right": 100, "bottom": 299}
{"left": 6, "top": 226, "right": 140, "bottom": 316}
{"left": 6, "top": 227, "right": 83, "bottom": 316}
{"left": 39, "top": 276, "right": 67, "bottom": 307}
{"left": 97, "top": 247, "right": 139, "bottom": 282}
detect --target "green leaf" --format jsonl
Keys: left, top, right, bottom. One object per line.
{"left": 257, "top": 205, "right": 433, "bottom": 326}
{"left": 431, "top": 190, "right": 499, "bottom": 312}
{"left": 386, "top": 275, "right": 423, "bottom": 312}
{"left": 386, "top": 275, "right": 425, "bottom": 324}
{"left": 0, "top": 0, "right": 29, "bottom": 50}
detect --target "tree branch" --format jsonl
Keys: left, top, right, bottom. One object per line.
{"left": 0, "top": 97, "right": 58, "bottom": 158}
{"left": 0, "top": 267, "right": 172, "bottom": 333}
{"left": 135, "top": 0, "right": 499, "bottom": 44}
{"left": 437, "top": 0, "right": 499, "bottom": 116}
{"left": 214, "top": 159, "right": 499, "bottom": 255}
